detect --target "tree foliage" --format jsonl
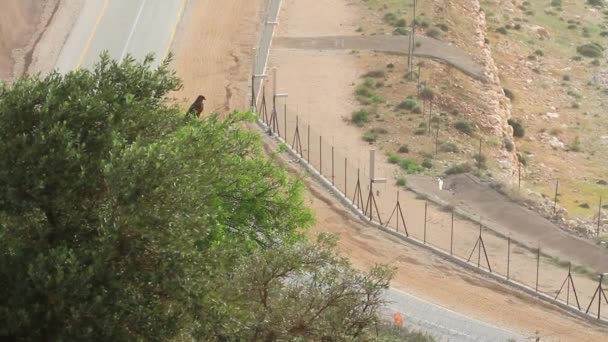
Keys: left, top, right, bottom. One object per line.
{"left": 0, "top": 54, "right": 405, "bottom": 340}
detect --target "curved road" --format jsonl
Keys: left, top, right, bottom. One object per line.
{"left": 53, "top": 0, "right": 526, "bottom": 340}
{"left": 55, "top": 0, "right": 186, "bottom": 72}
{"left": 273, "top": 35, "right": 489, "bottom": 82}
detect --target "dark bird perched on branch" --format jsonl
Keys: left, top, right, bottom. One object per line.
{"left": 187, "top": 95, "right": 206, "bottom": 117}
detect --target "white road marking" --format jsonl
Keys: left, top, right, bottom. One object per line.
{"left": 120, "top": 0, "right": 148, "bottom": 60}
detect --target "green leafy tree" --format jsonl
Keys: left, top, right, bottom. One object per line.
{"left": 0, "top": 53, "right": 312, "bottom": 340}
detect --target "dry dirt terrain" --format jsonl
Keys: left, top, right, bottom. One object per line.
{"left": 170, "top": 0, "right": 266, "bottom": 114}
{"left": 0, "top": 0, "right": 56, "bottom": 80}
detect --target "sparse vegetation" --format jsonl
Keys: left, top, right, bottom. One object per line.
{"left": 363, "top": 130, "right": 378, "bottom": 143}
{"left": 503, "top": 88, "right": 515, "bottom": 101}
{"left": 426, "top": 28, "right": 441, "bottom": 39}
{"left": 454, "top": 120, "right": 475, "bottom": 136}
{"left": 508, "top": 119, "right": 525, "bottom": 138}
{"left": 576, "top": 43, "right": 604, "bottom": 58}
{"left": 504, "top": 138, "right": 514, "bottom": 152}
{"left": 388, "top": 153, "right": 401, "bottom": 164}
{"left": 363, "top": 70, "right": 386, "bottom": 78}
{"left": 398, "top": 144, "right": 410, "bottom": 153}
{"left": 351, "top": 109, "right": 370, "bottom": 126}
{"left": 355, "top": 79, "right": 384, "bottom": 105}
{"left": 422, "top": 159, "right": 433, "bottom": 169}
{"left": 440, "top": 142, "right": 459, "bottom": 153}
{"left": 397, "top": 98, "right": 418, "bottom": 111}
{"left": 400, "top": 158, "right": 423, "bottom": 174}
{"left": 445, "top": 163, "right": 472, "bottom": 175}
{"left": 396, "top": 176, "right": 407, "bottom": 186}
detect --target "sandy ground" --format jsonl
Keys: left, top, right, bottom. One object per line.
{"left": 0, "top": 0, "right": 51, "bottom": 80}
{"left": 170, "top": 0, "right": 266, "bottom": 114}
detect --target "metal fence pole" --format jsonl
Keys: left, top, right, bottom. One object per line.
{"left": 450, "top": 209, "right": 454, "bottom": 255}
{"left": 345, "top": 157, "right": 348, "bottom": 197}
{"left": 507, "top": 237, "right": 511, "bottom": 281}
{"left": 536, "top": 246, "right": 541, "bottom": 292}
{"left": 307, "top": 124, "right": 310, "bottom": 163}
{"left": 553, "top": 179, "right": 560, "bottom": 215}
{"left": 319, "top": 136, "right": 322, "bottom": 175}
{"left": 331, "top": 146, "right": 335, "bottom": 186}
{"left": 423, "top": 201, "right": 428, "bottom": 244}
{"left": 599, "top": 197, "right": 603, "bottom": 237}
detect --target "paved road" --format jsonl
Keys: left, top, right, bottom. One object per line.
{"left": 273, "top": 35, "right": 488, "bottom": 82}
{"left": 252, "top": 0, "right": 282, "bottom": 106}
{"left": 384, "top": 288, "right": 526, "bottom": 341}
{"left": 55, "top": 0, "right": 186, "bottom": 73}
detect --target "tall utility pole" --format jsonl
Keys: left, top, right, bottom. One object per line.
{"left": 407, "top": 0, "right": 418, "bottom": 72}
{"left": 408, "top": 0, "right": 417, "bottom": 73}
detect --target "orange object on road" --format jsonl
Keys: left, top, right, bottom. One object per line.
{"left": 392, "top": 312, "right": 404, "bottom": 327}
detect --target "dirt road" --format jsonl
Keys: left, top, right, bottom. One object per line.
{"left": 274, "top": 35, "right": 487, "bottom": 81}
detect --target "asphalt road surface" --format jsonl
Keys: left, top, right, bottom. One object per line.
{"left": 55, "top": 0, "right": 186, "bottom": 72}
{"left": 384, "top": 288, "right": 526, "bottom": 341}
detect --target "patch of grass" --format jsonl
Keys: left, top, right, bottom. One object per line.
{"left": 503, "top": 88, "right": 515, "bottom": 101}
{"left": 473, "top": 153, "right": 487, "bottom": 169}
{"left": 588, "top": 0, "right": 606, "bottom": 8}
{"left": 396, "top": 176, "right": 407, "bottom": 186}
{"left": 421, "top": 159, "right": 433, "bottom": 169}
{"left": 362, "top": 130, "right": 377, "bottom": 143}
{"left": 363, "top": 70, "right": 386, "bottom": 78}
{"left": 388, "top": 153, "right": 401, "bottom": 164}
{"left": 445, "top": 163, "right": 472, "bottom": 175}
{"left": 426, "top": 28, "right": 441, "bottom": 39}
{"left": 508, "top": 119, "right": 525, "bottom": 138}
{"left": 351, "top": 109, "right": 370, "bottom": 126}
{"left": 439, "top": 142, "right": 459, "bottom": 153}
{"left": 355, "top": 79, "right": 384, "bottom": 105}
{"left": 396, "top": 98, "right": 419, "bottom": 111}
{"left": 454, "top": 120, "right": 475, "bottom": 136}
{"left": 577, "top": 43, "right": 604, "bottom": 58}
{"left": 496, "top": 26, "right": 508, "bottom": 34}
{"left": 399, "top": 158, "right": 423, "bottom": 174}
{"left": 414, "top": 128, "right": 426, "bottom": 135}
{"left": 393, "top": 27, "right": 409, "bottom": 35}
{"left": 437, "top": 23, "right": 449, "bottom": 32}
{"left": 398, "top": 144, "right": 410, "bottom": 153}
{"left": 567, "top": 136, "right": 582, "bottom": 152}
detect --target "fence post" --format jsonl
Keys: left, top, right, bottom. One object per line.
{"left": 319, "top": 136, "right": 322, "bottom": 175}
{"left": 553, "top": 179, "right": 560, "bottom": 215}
{"left": 345, "top": 157, "right": 348, "bottom": 197}
{"left": 307, "top": 124, "right": 310, "bottom": 163}
{"left": 599, "top": 197, "right": 603, "bottom": 237}
{"left": 536, "top": 246, "right": 541, "bottom": 292}
{"left": 434, "top": 125, "right": 439, "bottom": 155}
{"left": 331, "top": 146, "right": 335, "bottom": 186}
{"left": 423, "top": 201, "right": 428, "bottom": 244}
{"left": 518, "top": 161, "right": 521, "bottom": 190}
{"left": 284, "top": 104, "right": 287, "bottom": 141}
{"left": 450, "top": 209, "right": 454, "bottom": 256}
{"left": 507, "top": 237, "right": 511, "bottom": 281}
